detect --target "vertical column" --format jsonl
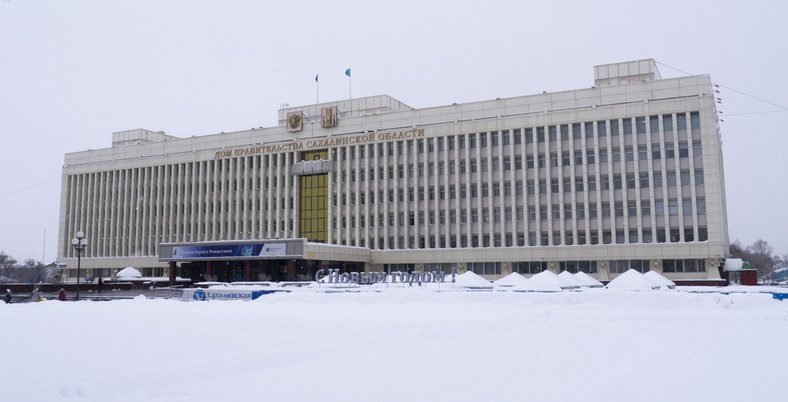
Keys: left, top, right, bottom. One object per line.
{"left": 168, "top": 261, "right": 176, "bottom": 286}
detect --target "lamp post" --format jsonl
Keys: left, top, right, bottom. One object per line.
{"left": 71, "top": 231, "right": 87, "bottom": 301}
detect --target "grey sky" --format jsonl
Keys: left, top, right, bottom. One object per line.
{"left": 1, "top": 0, "right": 786, "bottom": 263}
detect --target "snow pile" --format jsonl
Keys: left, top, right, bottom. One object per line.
{"left": 557, "top": 271, "right": 582, "bottom": 288}
{"left": 453, "top": 271, "right": 493, "bottom": 289}
{"left": 644, "top": 270, "right": 676, "bottom": 289}
{"left": 574, "top": 271, "right": 604, "bottom": 287}
{"left": 116, "top": 266, "right": 142, "bottom": 279}
{"left": 606, "top": 269, "right": 658, "bottom": 291}
{"left": 511, "top": 270, "right": 566, "bottom": 291}
{"left": 493, "top": 272, "right": 529, "bottom": 287}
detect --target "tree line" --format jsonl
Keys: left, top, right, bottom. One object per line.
{"left": 728, "top": 239, "right": 787, "bottom": 283}
{"left": 0, "top": 251, "right": 57, "bottom": 284}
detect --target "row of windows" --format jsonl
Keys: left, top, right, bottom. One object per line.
{"left": 332, "top": 170, "right": 705, "bottom": 206}
{"left": 608, "top": 259, "right": 706, "bottom": 273}
{"left": 337, "top": 112, "right": 701, "bottom": 159}
{"left": 332, "top": 196, "right": 707, "bottom": 228}
{"left": 333, "top": 142, "right": 703, "bottom": 183}
{"left": 339, "top": 225, "right": 709, "bottom": 250}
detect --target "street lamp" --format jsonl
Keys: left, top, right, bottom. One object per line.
{"left": 71, "top": 231, "right": 87, "bottom": 301}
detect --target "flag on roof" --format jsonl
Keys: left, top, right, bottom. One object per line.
{"left": 315, "top": 74, "right": 318, "bottom": 82}
{"left": 345, "top": 68, "right": 351, "bottom": 77}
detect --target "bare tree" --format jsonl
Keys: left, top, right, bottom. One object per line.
{"left": 747, "top": 239, "right": 776, "bottom": 283}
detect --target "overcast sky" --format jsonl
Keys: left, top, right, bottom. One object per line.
{"left": 1, "top": 0, "right": 787, "bottom": 263}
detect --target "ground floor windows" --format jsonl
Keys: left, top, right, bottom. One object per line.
{"left": 662, "top": 259, "right": 706, "bottom": 273}
{"left": 468, "top": 262, "right": 501, "bottom": 275}
{"left": 559, "top": 260, "right": 597, "bottom": 274}
{"left": 512, "top": 261, "right": 547, "bottom": 274}
{"left": 609, "top": 259, "right": 650, "bottom": 273}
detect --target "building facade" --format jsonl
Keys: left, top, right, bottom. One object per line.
{"left": 58, "top": 59, "right": 729, "bottom": 284}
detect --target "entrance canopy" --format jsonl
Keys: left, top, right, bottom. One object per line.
{"left": 158, "top": 239, "right": 370, "bottom": 263}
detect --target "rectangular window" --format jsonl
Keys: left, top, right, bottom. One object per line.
{"left": 690, "top": 112, "right": 700, "bottom": 130}
{"left": 697, "top": 198, "right": 706, "bottom": 214}
{"left": 683, "top": 198, "right": 693, "bottom": 215}
{"left": 638, "top": 145, "right": 648, "bottom": 160}
{"left": 623, "top": 118, "right": 632, "bottom": 135}
{"left": 597, "top": 121, "right": 607, "bottom": 137}
{"left": 626, "top": 173, "right": 636, "bottom": 189}
{"left": 663, "top": 114, "right": 673, "bottom": 132}
{"left": 641, "top": 200, "right": 651, "bottom": 216}
{"left": 679, "top": 142, "right": 689, "bottom": 158}
{"left": 610, "top": 119, "right": 620, "bottom": 136}
{"left": 628, "top": 200, "right": 637, "bottom": 216}
{"left": 693, "top": 140, "right": 702, "bottom": 157}
{"left": 560, "top": 124, "right": 569, "bottom": 140}
{"left": 636, "top": 116, "right": 646, "bottom": 134}
{"left": 588, "top": 176, "right": 596, "bottom": 191}
{"left": 650, "top": 115, "right": 660, "bottom": 132}
{"left": 666, "top": 171, "right": 676, "bottom": 187}
{"left": 639, "top": 172, "right": 649, "bottom": 188}
{"left": 668, "top": 198, "right": 679, "bottom": 216}
{"left": 601, "top": 175, "right": 610, "bottom": 190}
{"left": 680, "top": 170, "right": 691, "bottom": 186}
{"left": 665, "top": 143, "right": 675, "bottom": 159}
{"left": 695, "top": 169, "right": 704, "bottom": 185}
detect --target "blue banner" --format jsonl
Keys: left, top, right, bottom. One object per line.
{"left": 170, "top": 243, "right": 288, "bottom": 259}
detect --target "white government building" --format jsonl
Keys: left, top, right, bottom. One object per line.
{"left": 58, "top": 59, "right": 729, "bottom": 285}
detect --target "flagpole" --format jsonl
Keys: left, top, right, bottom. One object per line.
{"left": 315, "top": 73, "right": 319, "bottom": 104}
{"left": 345, "top": 68, "right": 352, "bottom": 113}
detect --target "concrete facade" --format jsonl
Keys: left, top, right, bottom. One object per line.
{"left": 58, "top": 59, "right": 728, "bottom": 283}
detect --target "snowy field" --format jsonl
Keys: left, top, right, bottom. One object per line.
{"left": 2, "top": 286, "right": 787, "bottom": 402}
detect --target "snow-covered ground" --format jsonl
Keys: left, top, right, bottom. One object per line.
{"left": 2, "top": 285, "right": 787, "bottom": 402}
